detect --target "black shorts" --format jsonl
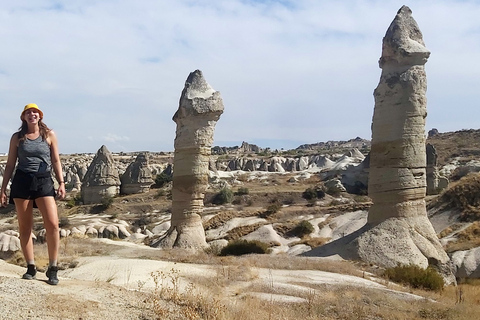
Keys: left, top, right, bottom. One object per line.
{"left": 9, "top": 170, "right": 56, "bottom": 208}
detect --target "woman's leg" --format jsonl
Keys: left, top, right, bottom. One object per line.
{"left": 35, "top": 196, "right": 59, "bottom": 265}
{"left": 14, "top": 199, "right": 35, "bottom": 264}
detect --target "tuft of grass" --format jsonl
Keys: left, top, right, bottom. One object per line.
{"left": 383, "top": 264, "right": 445, "bottom": 292}
{"left": 220, "top": 239, "right": 269, "bottom": 256}
{"left": 234, "top": 187, "right": 249, "bottom": 196}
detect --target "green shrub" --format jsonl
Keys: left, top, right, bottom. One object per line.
{"left": 101, "top": 195, "right": 114, "bottom": 209}
{"left": 153, "top": 172, "right": 172, "bottom": 188}
{"left": 234, "top": 187, "right": 249, "bottom": 196}
{"left": 219, "top": 240, "right": 268, "bottom": 256}
{"left": 302, "top": 186, "right": 326, "bottom": 200}
{"left": 290, "top": 220, "right": 314, "bottom": 238}
{"left": 212, "top": 188, "right": 234, "bottom": 205}
{"left": 383, "top": 264, "right": 444, "bottom": 291}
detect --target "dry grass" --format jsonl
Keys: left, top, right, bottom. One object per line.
{"left": 432, "top": 173, "right": 480, "bottom": 221}
{"left": 445, "top": 222, "right": 480, "bottom": 253}
{"left": 146, "top": 266, "right": 480, "bottom": 320}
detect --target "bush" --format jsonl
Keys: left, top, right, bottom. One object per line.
{"left": 383, "top": 264, "right": 444, "bottom": 291}
{"left": 302, "top": 185, "right": 326, "bottom": 201}
{"left": 262, "top": 203, "right": 281, "bottom": 217}
{"left": 290, "top": 221, "right": 314, "bottom": 238}
{"left": 212, "top": 188, "right": 234, "bottom": 205}
{"left": 101, "top": 195, "right": 114, "bottom": 209}
{"left": 302, "top": 187, "right": 317, "bottom": 200}
{"left": 219, "top": 240, "right": 268, "bottom": 256}
{"left": 153, "top": 172, "right": 172, "bottom": 188}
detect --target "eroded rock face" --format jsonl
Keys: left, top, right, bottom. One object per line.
{"left": 120, "top": 153, "right": 154, "bottom": 194}
{"left": 81, "top": 145, "right": 120, "bottom": 204}
{"left": 305, "top": 6, "right": 455, "bottom": 284}
{"left": 153, "top": 70, "right": 224, "bottom": 249}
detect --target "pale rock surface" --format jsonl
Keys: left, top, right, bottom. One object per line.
{"left": 304, "top": 6, "right": 455, "bottom": 284}
{"left": 120, "top": 153, "right": 154, "bottom": 194}
{"left": 452, "top": 247, "right": 480, "bottom": 278}
{"left": 341, "top": 154, "right": 369, "bottom": 194}
{"left": 152, "top": 70, "right": 224, "bottom": 249}
{"left": 0, "top": 231, "right": 21, "bottom": 258}
{"left": 241, "top": 224, "right": 300, "bottom": 246}
{"left": 81, "top": 145, "right": 121, "bottom": 204}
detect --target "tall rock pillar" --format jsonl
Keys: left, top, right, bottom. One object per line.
{"left": 304, "top": 6, "right": 455, "bottom": 284}
{"left": 156, "top": 70, "right": 224, "bottom": 249}
{"left": 364, "top": 6, "right": 454, "bottom": 282}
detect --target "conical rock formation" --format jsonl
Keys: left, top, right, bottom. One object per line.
{"left": 120, "top": 153, "right": 154, "bottom": 194}
{"left": 153, "top": 70, "right": 224, "bottom": 249}
{"left": 81, "top": 145, "right": 121, "bottom": 204}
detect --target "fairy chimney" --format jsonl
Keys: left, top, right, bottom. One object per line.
{"left": 152, "top": 69, "right": 224, "bottom": 249}
{"left": 81, "top": 145, "right": 121, "bottom": 204}
{"left": 120, "top": 153, "right": 154, "bottom": 194}
{"left": 304, "top": 6, "right": 455, "bottom": 284}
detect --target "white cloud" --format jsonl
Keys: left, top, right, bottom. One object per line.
{"left": 0, "top": 0, "right": 479, "bottom": 153}
{"left": 102, "top": 133, "right": 130, "bottom": 143}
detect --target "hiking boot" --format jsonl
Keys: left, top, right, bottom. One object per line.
{"left": 22, "top": 264, "right": 36, "bottom": 280}
{"left": 46, "top": 266, "right": 59, "bottom": 285}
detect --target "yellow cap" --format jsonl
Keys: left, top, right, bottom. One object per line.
{"left": 21, "top": 103, "right": 43, "bottom": 120}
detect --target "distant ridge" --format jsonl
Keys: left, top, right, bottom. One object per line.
{"left": 296, "top": 137, "right": 370, "bottom": 151}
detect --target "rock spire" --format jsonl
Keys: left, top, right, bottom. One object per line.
{"left": 304, "top": 6, "right": 455, "bottom": 284}
{"left": 153, "top": 69, "right": 224, "bottom": 249}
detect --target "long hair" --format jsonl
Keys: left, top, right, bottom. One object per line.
{"left": 17, "top": 119, "right": 51, "bottom": 142}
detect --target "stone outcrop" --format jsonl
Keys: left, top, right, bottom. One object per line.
{"left": 153, "top": 69, "right": 224, "bottom": 249}
{"left": 0, "top": 231, "right": 21, "bottom": 258}
{"left": 304, "top": 6, "right": 455, "bottom": 284}
{"left": 81, "top": 145, "right": 121, "bottom": 204}
{"left": 120, "top": 153, "right": 154, "bottom": 194}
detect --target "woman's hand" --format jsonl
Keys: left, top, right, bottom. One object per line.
{"left": 56, "top": 183, "right": 66, "bottom": 200}
{"left": 1, "top": 191, "right": 8, "bottom": 207}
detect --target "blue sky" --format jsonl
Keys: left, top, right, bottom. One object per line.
{"left": 1, "top": 0, "right": 479, "bottom": 154}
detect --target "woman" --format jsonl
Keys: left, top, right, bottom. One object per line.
{"left": 0, "top": 103, "right": 65, "bottom": 285}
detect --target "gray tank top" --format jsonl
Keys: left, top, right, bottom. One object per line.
{"left": 17, "top": 135, "right": 52, "bottom": 173}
